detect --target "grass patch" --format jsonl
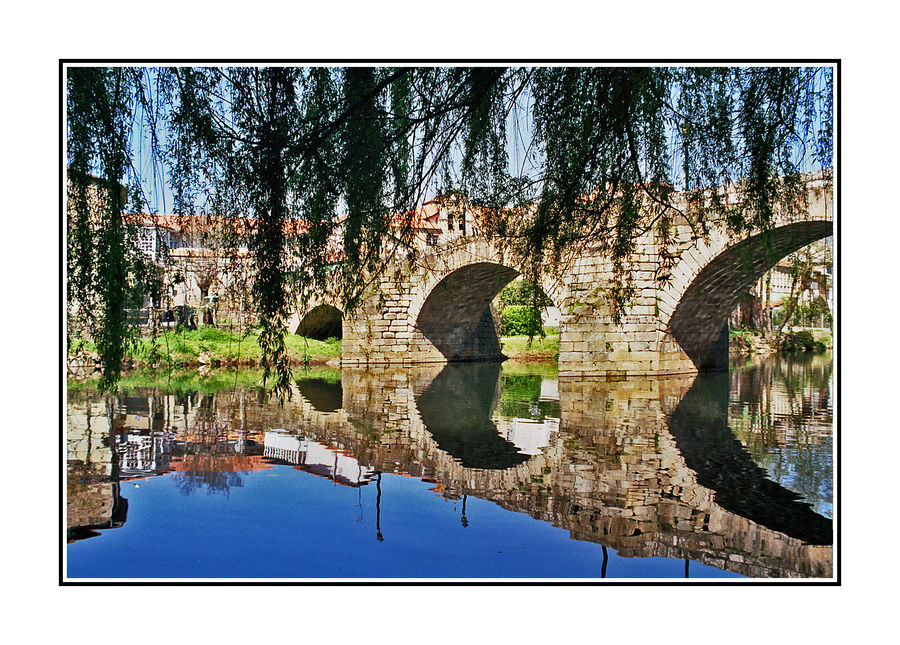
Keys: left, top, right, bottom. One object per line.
{"left": 501, "top": 359, "right": 558, "bottom": 380}
{"left": 501, "top": 333, "right": 559, "bottom": 362}
{"left": 284, "top": 334, "right": 343, "bottom": 363}
{"left": 71, "top": 328, "right": 342, "bottom": 369}
{"left": 68, "top": 367, "right": 270, "bottom": 395}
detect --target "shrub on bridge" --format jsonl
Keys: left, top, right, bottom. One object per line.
{"left": 500, "top": 305, "right": 544, "bottom": 337}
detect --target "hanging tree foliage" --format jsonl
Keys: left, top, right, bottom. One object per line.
{"left": 66, "top": 65, "right": 834, "bottom": 391}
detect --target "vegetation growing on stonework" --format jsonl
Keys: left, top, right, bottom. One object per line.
{"left": 66, "top": 65, "right": 833, "bottom": 391}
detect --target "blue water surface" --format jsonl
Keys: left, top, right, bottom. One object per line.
{"left": 66, "top": 464, "right": 740, "bottom": 580}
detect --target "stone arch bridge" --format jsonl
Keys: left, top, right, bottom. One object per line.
{"left": 290, "top": 175, "right": 833, "bottom": 376}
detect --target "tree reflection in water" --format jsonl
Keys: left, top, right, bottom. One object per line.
{"left": 728, "top": 354, "right": 833, "bottom": 518}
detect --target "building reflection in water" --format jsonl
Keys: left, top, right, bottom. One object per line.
{"left": 66, "top": 396, "right": 127, "bottom": 543}
{"left": 263, "top": 431, "right": 375, "bottom": 486}
{"left": 66, "top": 354, "right": 832, "bottom": 578}
{"left": 67, "top": 379, "right": 373, "bottom": 506}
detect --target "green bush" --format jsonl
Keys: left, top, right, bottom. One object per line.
{"left": 499, "top": 280, "right": 552, "bottom": 308}
{"left": 501, "top": 305, "right": 544, "bottom": 336}
{"left": 781, "top": 330, "right": 826, "bottom": 353}
{"left": 729, "top": 329, "right": 755, "bottom": 351}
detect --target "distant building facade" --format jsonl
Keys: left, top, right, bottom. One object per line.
{"left": 730, "top": 239, "right": 833, "bottom": 331}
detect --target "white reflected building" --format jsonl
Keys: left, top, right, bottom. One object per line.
{"left": 498, "top": 417, "right": 559, "bottom": 456}
{"left": 264, "top": 431, "right": 374, "bottom": 486}
{"left": 540, "top": 379, "right": 558, "bottom": 401}
{"left": 116, "top": 432, "right": 173, "bottom": 478}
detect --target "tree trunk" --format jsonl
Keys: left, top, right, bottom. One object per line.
{"left": 776, "top": 274, "right": 802, "bottom": 335}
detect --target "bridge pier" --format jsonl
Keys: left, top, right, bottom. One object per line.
{"left": 557, "top": 314, "right": 725, "bottom": 378}
{"left": 555, "top": 245, "right": 707, "bottom": 378}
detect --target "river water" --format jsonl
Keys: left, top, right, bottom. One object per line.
{"left": 65, "top": 353, "right": 833, "bottom": 580}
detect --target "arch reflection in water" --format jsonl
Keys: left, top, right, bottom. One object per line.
{"left": 294, "top": 373, "right": 342, "bottom": 413}
{"left": 668, "top": 369, "right": 832, "bottom": 545}
{"left": 415, "top": 362, "right": 534, "bottom": 470}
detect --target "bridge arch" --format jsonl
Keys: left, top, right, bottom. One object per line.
{"left": 294, "top": 304, "right": 343, "bottom": 339}
{"left": 415, "top": 262, "right": 517, "bottom": 361}
{"left": 406, "top": 239, "right": 566, "bottom": 363}
{"left": 342, "top": 176, "right": 831, "bottom": 375}
{"left": 653, "top": 178, "right": 832, "bottom": 373}
{"left": 556, "top": 176, "right": 832, "bottom": 376}
{"left": 660, "top": 220, "right": 832, "bottom": 370}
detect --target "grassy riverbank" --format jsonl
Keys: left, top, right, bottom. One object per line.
{"left": 68, "top": 327, "right": 561, "bottom": 385}
{"left": 71, "top": 326, "right": 832, "bottom": 377}
{"left": 500, "top": 332, "right": 560, "bottom": 362}
{"left": 70, "top": 326, "right": 559, "bottom": 367}
{"left": 729, "top": 328, "right": 833, "bottom": 355}
{"left": 70, "top": 327, "right": 342, "bottom": 370}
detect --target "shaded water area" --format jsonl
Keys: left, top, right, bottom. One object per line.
{"left": 65, "top": 353, "right": 833, "bottom": 580}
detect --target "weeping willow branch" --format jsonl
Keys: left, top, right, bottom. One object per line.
{"left": 66, "top": 64, "right": 834, "bottom": 392}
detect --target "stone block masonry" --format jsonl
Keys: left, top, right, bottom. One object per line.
{"left": 296, "top": 175, "right": 832, "bottom": 377}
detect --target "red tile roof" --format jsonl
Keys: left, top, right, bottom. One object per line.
{"left": 129, "top": 213, "right": 311, "bottom": 236}
{"left": 388, "top": 201, "right": 443, "bottom": 232}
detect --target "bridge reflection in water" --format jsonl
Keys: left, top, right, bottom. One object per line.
{"left": 66, "top": 356, "right": 832, "bottom": 579}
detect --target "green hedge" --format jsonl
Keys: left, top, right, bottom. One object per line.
{"left": 500, "top": 305, "right": 543, "bottom": 336}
